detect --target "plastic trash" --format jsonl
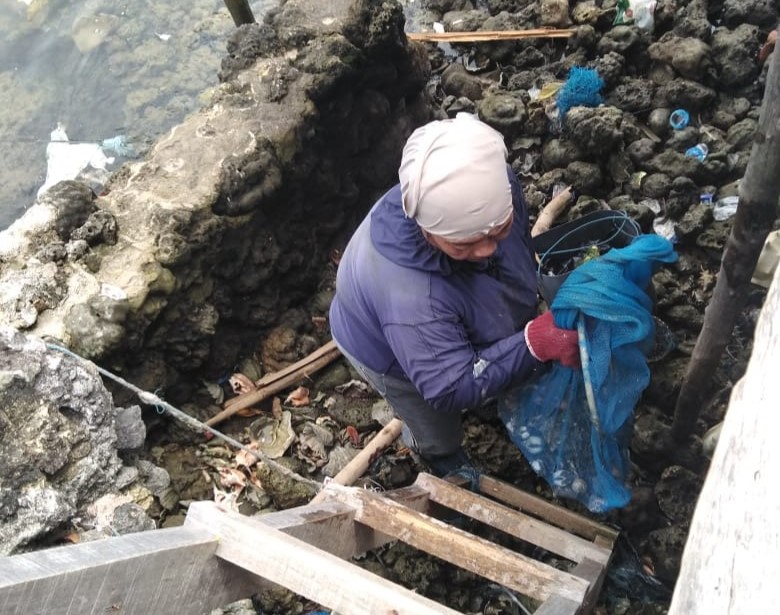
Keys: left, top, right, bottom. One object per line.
{"left": 699, "top": 193, "right": 714, "bottom": 205}
{"left": 653, "top": 217, "right": 677, "bottom": 242}
{"left": 101, "top": 135, "right": 136, "bottom": 157}
{"left": 685, "top": 143, "right": 708, "bottom": 161}
{"left": 614, "top": 0, "right": 657, "bottom": 32}
{"left": 713, "top": 196, "right": 739, "bottom": 221}
{"left": 38, "top": 125, "right": 115, "bottom": 198}
{"left": 669, "top": 109, "right": 690, "bottom": 130}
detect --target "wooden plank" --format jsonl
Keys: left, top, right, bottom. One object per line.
{"left": 251, "top": 481, "right": 432, "bottom": 557}
{"left": 668, "top": 266, "right": 780, "bottom": 614}
{"left": 406, "top": 29, "right": 575, "bottom": 43}
{"left": 325, "top": 484, "right": 590, "bottom": 604}
{"left": 416, "top": 474, "right": 610, "bottom": 566}
{"left": 185, "top": 501, "right": 463, "bottom": 615}
{"left": 571, "top": 557, "right": 608, "bottom": 615}
{"left": 479, "top": 475, "right": 618, "bottom": 544}
{"left": 534, "top": 595, "right": 581, "bottom": 615}
{"left": 0, "top": 527, "right": 262, "bottom": 615}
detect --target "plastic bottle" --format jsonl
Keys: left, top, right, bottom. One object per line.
{"left": 685, "top": 143, "right": 708, "bottom": 161}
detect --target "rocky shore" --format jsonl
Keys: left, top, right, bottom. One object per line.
{"left": 1, "top": 0, "right": 777, "bottom": 613}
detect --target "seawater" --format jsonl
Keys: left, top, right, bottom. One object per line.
{"left": 0, "top": 0, "right": 275, "bottom": 230}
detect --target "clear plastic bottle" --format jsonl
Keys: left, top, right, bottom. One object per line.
{"left": 685, "top": 143, "right": 709, "bottom": 161}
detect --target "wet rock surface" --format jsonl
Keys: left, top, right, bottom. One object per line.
{"left": 0, "top": 0, "right": 777, "bottom": 613}
{"left": 0, "top": 327, "right": 160, "bottom": 554}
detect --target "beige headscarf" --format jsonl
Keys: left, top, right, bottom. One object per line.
{"left": 399, "top": 113, "right": 513, "bottom": 240}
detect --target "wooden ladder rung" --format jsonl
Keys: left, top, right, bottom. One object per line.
{"left": 324, "top": 482, "right": 591, "bottom": 604}
{"left": 416, "top": 473, "right": 611, "bottom": 565}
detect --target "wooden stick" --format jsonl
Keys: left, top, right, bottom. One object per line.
{"left": 223, "top": 0, "right": 255, "bottom": 26}
{"left": 240, "top": 340, "right": 340, "bottom": 398}
{"left": 532, "top": 185, "right": 574, "bottom": 237}
{"left": 310, "top": 418, "right": 404, "bottom": 504}
{"left": 207, "top": 343, "right": 341, "bottom": 426}
{"left": 406, "top": 29, "right": 575, "bottom": 43}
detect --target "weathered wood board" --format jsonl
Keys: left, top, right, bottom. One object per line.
{"left": 668, "top": 265, "right": 780, "bottom": 613}
{"left": 0, "top": 527, "right": 262, "bottom": 615}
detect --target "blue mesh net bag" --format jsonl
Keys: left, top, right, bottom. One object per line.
{"left": 499, "top": 234, "right": 677, "bottom": 512}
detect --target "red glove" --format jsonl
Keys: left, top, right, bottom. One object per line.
{"left": 524, "top": 311, "right": 581, "bottom": 368}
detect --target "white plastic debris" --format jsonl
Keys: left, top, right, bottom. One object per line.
{"left": 37, "top": 125, "right": 115, "bottom": 198}
{"left": 653, "top": 217, "right": 677, "bottom": 242}
{"left": 433, "top": 22, "right": 445, "bottom": 33}
{"left": 713, "top": 196, "right": 739, "bottom": 221}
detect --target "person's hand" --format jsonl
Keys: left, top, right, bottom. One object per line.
{"left": 524, "top": 311, "right": 581, "bottom": 368}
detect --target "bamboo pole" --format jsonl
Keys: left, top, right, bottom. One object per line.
{"left": 224, "top": 0, "right": 255, "bottom": 27}
{"left": 406, "top": 29, "right": 575, "bottom": 43}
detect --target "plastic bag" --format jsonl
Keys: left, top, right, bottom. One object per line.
{"left": 499, "top": 235, "right": 677, "bottom": 512}
{"left": 614, "top": 0, "right": 657, "bottom": 32}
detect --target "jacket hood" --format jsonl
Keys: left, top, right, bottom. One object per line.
{"left": 370, "top": 185, "right": 453, "bottom": 274}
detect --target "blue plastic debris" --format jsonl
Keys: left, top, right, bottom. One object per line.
{"left": 499, "top": 235, "right": 678, "bottom": 513}
{"left": 555, "top": 67, "right": 605, "bottom": 121}
{"left": 685, "top": 143, "right": 708, "bottom": 161}
{"left": 669, "top": 109, "right": 690, "bottom": 130}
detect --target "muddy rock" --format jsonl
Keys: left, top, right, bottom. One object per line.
{"left": 255, "top": 458, "right": 316, "bottom": 509}
{"left": 597, "top": 25, "right": 640, "bottom": 55}
{"left": 647, "top": 107, "right": 671, "bottom": 137}
{"left": 627, "top": 138, "right": 658, "bottom": 166}
{"left": 726, "top": 117, "right": 759, "bottom": 151}
{"left": 591, "top": 50, "right": 626, "bottom": 88}
{"left": 661, "top": 78, "right": 716, "bottom": 111}
{"left": 640, "top": 173, "right": 672, "bottom": 199}
{"left": 645, "top": 525, "right": 688, "bottom": 584}
{"left": 564, "top": 161, "right": 603, "bottom": 192}
{"left": 721, "top": 0, "right": 778, "bottom": 30}
{"left": 648, "top": 33, "right": 712, "bottom": 81}
{"left": 665, "top": 126, "right": 699, "bottom": 152}
{"left": 607, "top": 77, "right": 654, "bottom": 113}
{"left": 644, "top": 149, "right": 699, "bottom": 180}
{"left": 441, "top": 9, "right": 487, "bottom": 32}
{"left": 711, "top": 24, "right": 761, "bottom": 88}
{"left": 477, "top": 90, "right": 528, "bottom": 137}
{"left": 540, "top": 0, "right": 571, "bottom": 27}
{"left": 0, "top": 327, "right": 131, "bottom": 554}
{"left": 655, "top": 465, "right": 701, "bottom": 524}
{"left": 712, "top": 95, "right": 752, "bottom": 128}
{"left": 440, "top": 62, "right": 487, "bottom": 101}
{"left": 424, "top": 0, "right": 475, "bottom": 13}
{"left": 541, "top": 138, "right": 583, "bottom": 170}
{"left": 564, "top": 106, "right": 624, "bottom": 152}
{"left": 672, "top": 0, "right": 712, "bottom": 41}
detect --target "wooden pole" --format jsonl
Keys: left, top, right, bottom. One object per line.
{"left": 671, "top": 44, "right": 780, "bottom": 441}
{"left": 406, "top": 29, "right": 575, "bottom": 43}
{"left": 207, "top": 341, "right": 341, "bottom": 426}
{"left": 224, "top": 0, "right": 255, "bottom": 27}
{"left": 532, "top": 185, "right": 574, "bottom": 237}
{"left": 310, "top": 418, "right": 404, "bottom": 504}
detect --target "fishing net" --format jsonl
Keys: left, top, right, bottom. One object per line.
{"left": 499, "top": 234, "right": 677, "bottom": 512}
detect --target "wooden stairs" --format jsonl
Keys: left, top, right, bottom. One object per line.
{"left": 0, "top": 473, "right": 617, "bottom": 615}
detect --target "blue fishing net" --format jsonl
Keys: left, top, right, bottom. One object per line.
{"left": 556, "top": 66, "right": 605, "bottom": 120}
{"left": 499, "top": 235, "right": 677, "bottom": 512}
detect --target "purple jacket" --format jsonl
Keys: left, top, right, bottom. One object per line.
{"left": 329, "top": 172, "right": 540, "bottom": 413}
